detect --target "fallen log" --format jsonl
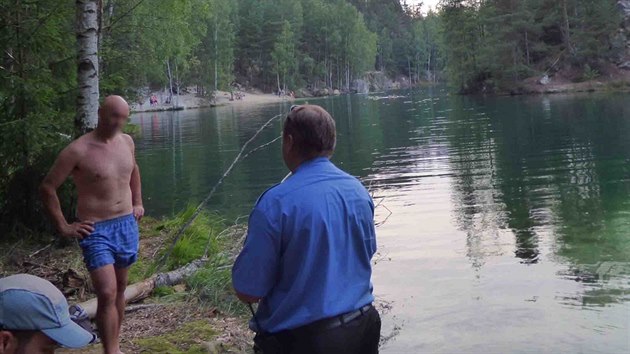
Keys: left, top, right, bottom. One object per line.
{"left": 78, "top": 258, "right": 209, "bottom": 318}
{"left": 125, "top": 303, "right": 164, "bottom": 313}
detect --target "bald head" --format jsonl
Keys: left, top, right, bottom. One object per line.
{"left": 101, "top": 95, "right": 129, "bottom": 113}
{"left": 97, "top": 95, "right": 130, "bottom": 135}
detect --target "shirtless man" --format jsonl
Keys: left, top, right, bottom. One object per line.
{"left": 40, "top": 95, "right": 143, "bottom": 354}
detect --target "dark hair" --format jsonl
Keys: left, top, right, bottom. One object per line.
{"left": 283, "top": 105, "right": 336, "bottom": 158}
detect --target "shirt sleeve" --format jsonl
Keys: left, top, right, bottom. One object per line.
{"left": 232, "top": 205, "right": 281, "bottom": 298}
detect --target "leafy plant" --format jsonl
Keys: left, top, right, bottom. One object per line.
{"left": 582, "top": 64, "right": 600, "bottom": 82}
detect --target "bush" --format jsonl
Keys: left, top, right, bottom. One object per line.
{"left": 582, "top": 64, "right": 600, "bottom": 82}
{"left": 0, "top": 113, "right": 76, "bottom": 237}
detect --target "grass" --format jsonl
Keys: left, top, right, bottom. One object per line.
{"left": 126, "top": 205, "right": 244, "bottom": 315}
{"left": 154, "top": 205, "right": 245, "bottom": 315}
{"left": 187, "top": 259, "right": 245, "bottom": 316}
{"left": 604, "top": 80, "right": 630, "bottom": 91}
{"left": 134, "top": 320, "right": 216, "bottom": 353}
{"left": 128, "top": 257, "right": 157, "bottom": 284}
{"left": 156, "top": 206, "right": 226, "bottom": 270}
{"left": 128, "top": 207, "right": 227, "bottom": 283}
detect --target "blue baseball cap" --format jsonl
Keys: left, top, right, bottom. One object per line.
{"left": 0, "top": 274, "right": 93, "bottom": 348}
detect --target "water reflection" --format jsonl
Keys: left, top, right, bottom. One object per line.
{"left": 132, "top": 90, "right": 630, "bottom": 353}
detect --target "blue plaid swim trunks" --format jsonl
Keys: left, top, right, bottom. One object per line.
{"left": 79, "top": 214, "right": 139, "bottom": 271}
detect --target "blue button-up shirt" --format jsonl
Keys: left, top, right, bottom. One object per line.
{"left": 232, "top": 157, "right": 377, "bottom": 333}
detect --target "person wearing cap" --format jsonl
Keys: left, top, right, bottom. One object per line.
{"left": 0, "top": 274, "right": 94, "bottom": 354}
{"left": 232, "top": 105, "right": 381, "bottom": 353}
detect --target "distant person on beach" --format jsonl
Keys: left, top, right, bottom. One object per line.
{"left": 232, "top": 105, "right": 380, "bottom": 354}
{"left": 0, "top": 274, "right": 93, "bottom": 354}
{"left": 40, "top": 95, "right": 143, "bottom": 354}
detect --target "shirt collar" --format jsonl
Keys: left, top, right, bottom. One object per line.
{"left": 294, "top": 157, "right": 331, "bottom": 174}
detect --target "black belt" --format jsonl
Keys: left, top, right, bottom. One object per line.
{"left": 294, "top": 304, "right": 373, "bottom": 333}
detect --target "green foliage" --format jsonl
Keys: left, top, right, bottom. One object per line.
{"left": 100, "top": 0, "right": 210, "bottom": 95}
{"left": 158, "top": 206, "right": 225, "bottom": 270}
{"left": 236, "top": 0, "right": 380, "bottom": 91}
{"left": 187, "top": 260, "right": 244, "bottom": 316}
{"left": 129, "top": 208, "right": 239, "bottom": 314}
{"left": 152, "top": 285, "right": 177, "bottom": 298}
{"left": 123, "top": 123, "right": 141, "bottom": 138}
{"left": 154, "top": 206, "right": 243, "bottom": 314}
{"left": 271, "top": 20, "right": 298, "bottom": 91}
{"left": 0, "top": 0, "right": 76, "bottom": 232}
{"left": 582, "top": 64, "right": 600, "bottom": 82}
{"left": 438, "top": 0, "right": 622, "bottom": 93}
{"left": 128, "top": 257, "right": 157, "bottom": 284}
{"left": 1, "top": 0, "right": 624, "bottom": 233}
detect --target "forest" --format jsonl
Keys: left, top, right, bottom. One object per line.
{"left": 440, "top": 0, "right": 628, "bottom": 93}
{"left": 1, "top": 0, "right": 628, "bottom": 233}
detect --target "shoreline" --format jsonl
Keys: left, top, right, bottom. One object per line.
{"left": 128, "top": 79, "right": 630, "bottom": 115}
{"left": 130, "top": 90, "right": 296, "bottom": 113}
{"left": 503, "top": 79, "right": 630, "bottom": 96}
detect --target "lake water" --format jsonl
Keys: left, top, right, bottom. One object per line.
{"left": 131, "top": 89, "right": 630, "bottom": 353}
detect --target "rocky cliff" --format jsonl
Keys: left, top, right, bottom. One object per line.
{"left": 615, "top": 0, "right": 630, "bottom": 69}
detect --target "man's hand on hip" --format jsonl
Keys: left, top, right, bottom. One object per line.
{"left": 61, "top": 221, "right": 94, "bottom": 240}
{"left": 133, "top": 205, "right": 145, "bottom": 221}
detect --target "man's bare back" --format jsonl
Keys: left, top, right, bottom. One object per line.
{"left": 70, "top": 131, "right": 135, "bottom": 222}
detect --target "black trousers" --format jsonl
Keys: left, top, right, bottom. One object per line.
{"left": 254, "top": 306, "right": 381, "bottom": 354}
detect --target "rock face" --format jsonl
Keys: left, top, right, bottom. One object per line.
{"left": 352, "top": 79, "right": 370, "bottom": 94}
{"left": 616, "top": 0, "right": 630, "bottom": 69}
{"left": 364, "top": 71, "right": 395, "bottom": 92}
{"left": 539, "top": 74, "right": 551, "bottom": 85}
{"left": 295, "top": 88, "right": 313, "bottom": 98}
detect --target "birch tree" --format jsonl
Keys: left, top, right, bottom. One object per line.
{"left": 271, "top": 21, "right": 297, "bottom": 93}
{"left": 75, "top": 0, "right": 100, "bottom": 134}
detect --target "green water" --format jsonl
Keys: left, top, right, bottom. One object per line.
{"left": 131, "top": 89, "right": 630, "bottom": 353}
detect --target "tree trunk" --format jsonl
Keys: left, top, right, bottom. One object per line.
{"left": 346, "top": 62, "right": 350, "bottom": 92}
{"left": 524, "top": 31, "right": 530, "bottom": 65}
{"left": 407, "top": 57, "right": 412, "bottom": 87}
{"left": 214, "top": 17, "right": 218, "bottom": 93}
{"left": 427, "top": 48, "right": 432, "bottom": 82}
{"left": 78, "top": 259, "right": 209, "bottom": 318}
{"left": 75, "top": 0, "right": 101, "bottom": 135}
{"left": 562, "top": 0, "right": 572, "bottom": 54}
{"left": 276, "top": 71, "right": 281, "bottom": 93}
{"left": 175, "top": 60, "right": 180, "bottom": 108}
{"left": 166, "top": 59, "right": 174, "bottom": 108}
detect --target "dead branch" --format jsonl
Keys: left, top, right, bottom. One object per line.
{"left": 157, "top": 114, "right": 283, "bottom": 270}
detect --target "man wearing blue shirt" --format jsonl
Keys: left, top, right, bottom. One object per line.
{"left": 232, "top": 105, "right": 380, "bottom": 353}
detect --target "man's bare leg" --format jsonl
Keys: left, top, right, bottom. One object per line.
{"left": 114, "top": 267, "right": 129, "bottom": 337}
{"left": 91, "top": 265, "right": 120, "bottom": 354}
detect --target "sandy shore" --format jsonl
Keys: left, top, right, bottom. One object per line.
{"left": 130, "top": 89, "right": 294, "bottom": 113}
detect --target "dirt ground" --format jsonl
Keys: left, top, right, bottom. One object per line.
{"left": 0, "top": 220, "right": 253, "bottom": 354}
{"left": 57, "top": 303, "right": 253, "bottom": 353}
